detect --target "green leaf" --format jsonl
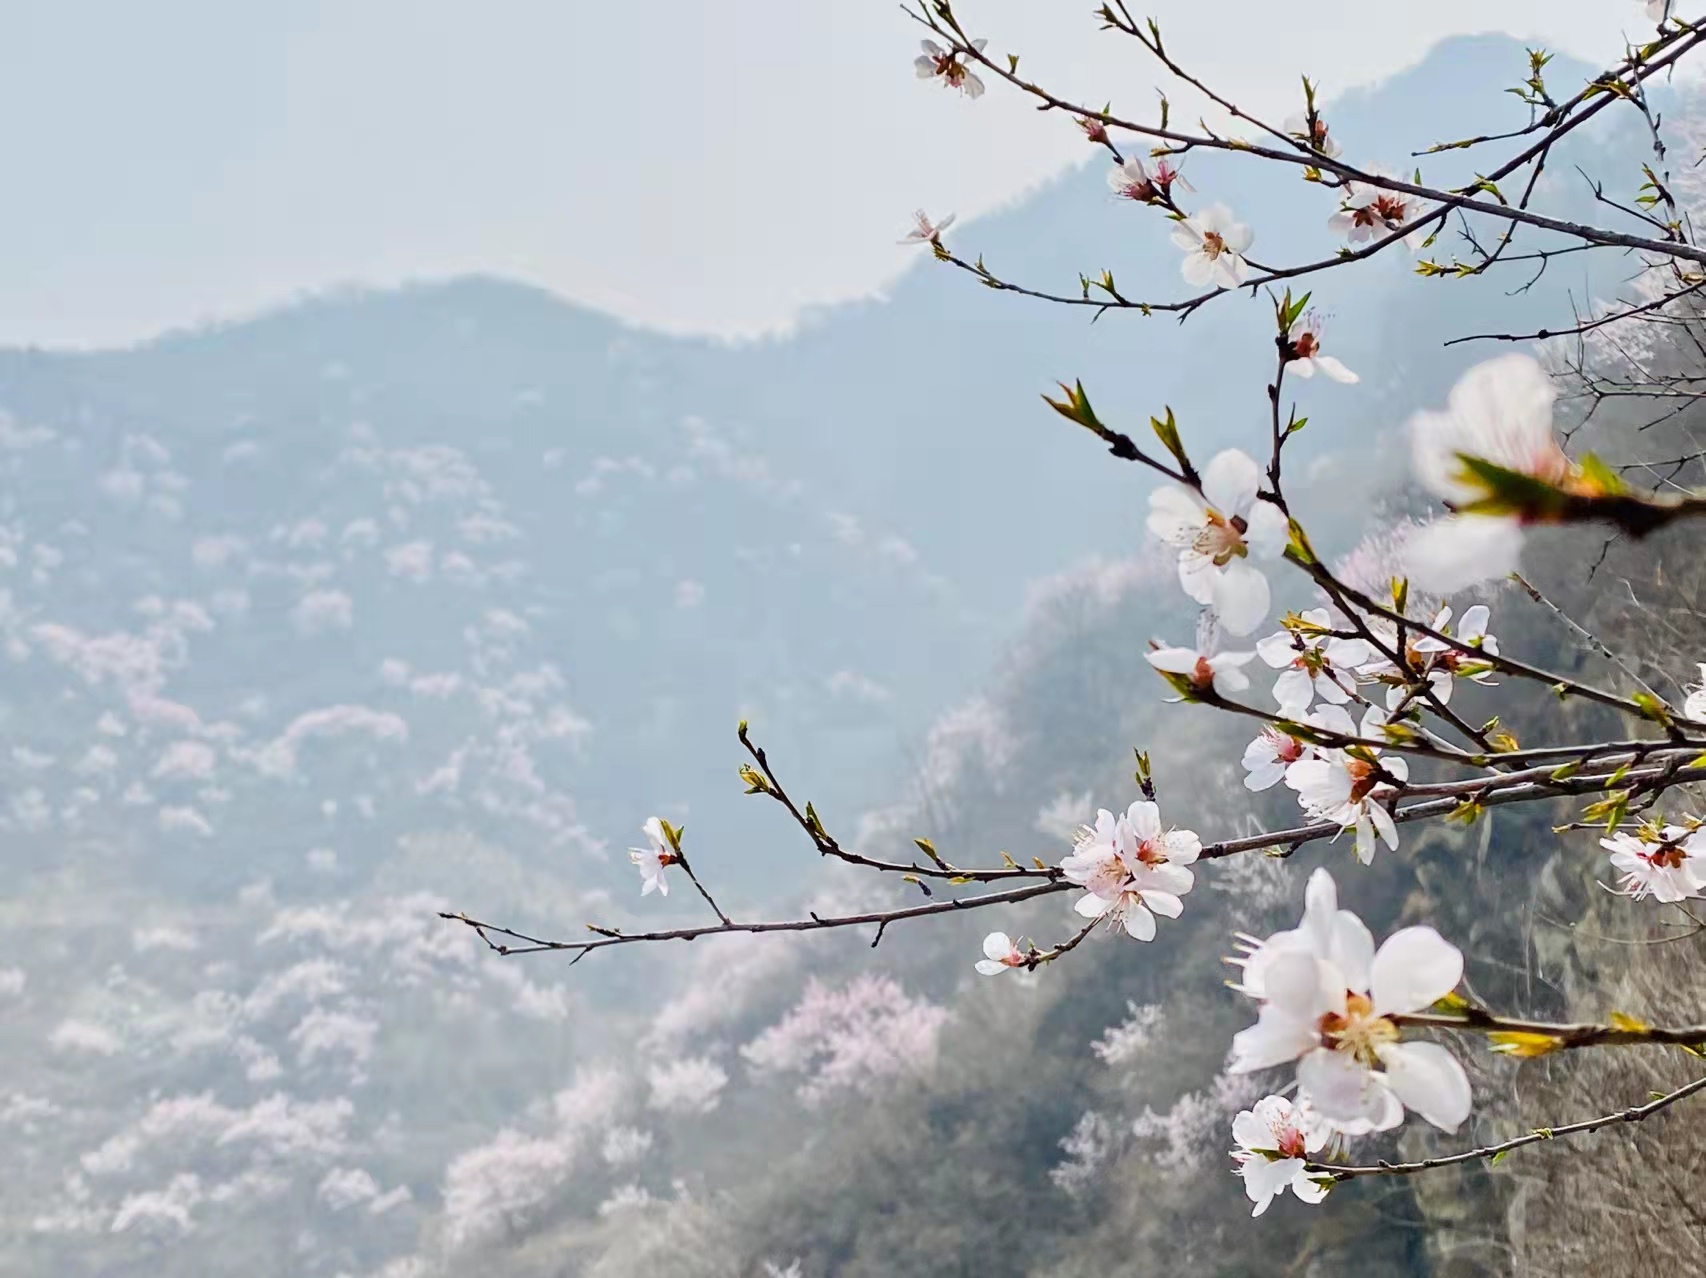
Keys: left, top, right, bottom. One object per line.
{"left": 1150, "top": 406, "right": 1191, "bottom": 473}
{"left": 1043, "top": 380, "right": 1101, "bottom": 432}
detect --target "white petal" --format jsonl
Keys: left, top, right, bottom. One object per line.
{"left": 1180, "top": 251, "right": 1215, "bottom": 285}
{"left": 1242, "top": 1156, "right": 1300, "bottom": 1215}
{"left": 1213, "top": 665, "right": 1252, "bottom": 696}
{"left": 1212, "top": 560, "right": 1271, "bottom": 636}
{"left": 1177, "top": 550, "right": 1219, "bottom": 605}
{"left": 1230, "top": 1004, "right": 1320, "bottom": 1072}
{"left": 1122, "top": 902, "right": 1157, "bottom": 940}
{"left": 1141, "top": 889, "right": 1184, "bottom": 919}
{"left": 1296, "top": 1047, "right": 1382, "bottom": 1126}
{"left": 1405, "top": 516, "right": 1524, "bottom": 594}
{"left": 1370, "top": 926, "right": 1463, "bottom": 1015}
{"left": 1329, "top": 910, "right": 1375, "bottom": 995}
{"left": 1160, "top": 828, "right": 1201, "bottom": 865}
{"left": 1070, "top": 895, "right": 1110, "bottom": 925}
{"left": 1273, "top": 668, "right": 1314, "bottom": 714}
{"left": 974, "top": 959, "right": 1007, "bottom": 975}
{"left": 1202, "top": 449, "right": 1262, "bottom": 516}
{"left": 982, "top": 931, "right": 1013, "bottom": 961}
{"left": 1300, "top": 867, "right": 1338, "bottom": 944}
{"left": 1457, "top": 604, "right": 1490, "bottom": 642}
{"left": 1147, "top": 484, "right": 1206, "bottom": 542}
{"left": 1289, "top": 1168, "right": 1329, "bottom": 1204}
{"left": 1126, "top": 800, "right": 1160, "bottom": 840}
{"left": 1231, "top": 1106, "right": 1274, "bottom": 1152}
{"left": 1264, "top": 950, "right": 1339, "bottom": 1019}
{"left": 1146, "top": 645, "right": 1200, "bottom": 675}
{"left": 1242, "top": 499, "right": 1290, "bottom": 559}
{"left": 1314, "top": 355, "right": 1359, "bottom": 384}
{"left": 1375, "top": 1041, "right": 1472, "bottom": 1132}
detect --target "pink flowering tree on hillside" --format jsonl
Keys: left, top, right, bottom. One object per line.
{"left": 449, "top": 1, "right": 1706, "bottom": 1217}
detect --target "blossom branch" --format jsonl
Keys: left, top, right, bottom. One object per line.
{"left": 738, "top": 721, "right": 1059, "bottom": 884}
{"left": 443, "top": 749, "right": 1706, "bottom": 961}
{"left": 1392, "top": 1007, "right": 1706, "bottom": 1052}
{"left": 1305, "top": 1072, "right": 1706, "bottom": 1181}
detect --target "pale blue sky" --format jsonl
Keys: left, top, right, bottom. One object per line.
{"left": 0, "top": 0, "right": 1678, "bottom": 347}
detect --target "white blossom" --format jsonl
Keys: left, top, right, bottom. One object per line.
{"left": 628, "top": 817, "right": 677, "bottom": 897}
{"left": 1256, "top": 609, "right": 1370, "bottom": 713}
{"left": 1229, "top": 868, "right": 1472, "bottom": 1135}
{"left": 1602, "top": 826, "right": 1706, "bottom": 902}
{"left": 1283, "top": 706, "right": 1408, "bottom": 865}
{"left": 1405, "top": 354, "right": 1571, "bottom": 591}
{"left": 975, "top": 931, "right": 1027, "bottom": 975}
{"left": 914, "top": 38, "right": 985, "bottom": 98}
{"left": 1283, "top": 112, "right": 1341, "bottom": 160}
{"left": 1327, "top": 176, "right": 1429, "bottom": 250}
{"left": 1147, "top": 449, "right": 1289, "bottom": 634}
{"left": 1059, "top": 801, "right": 1198, "bottom": 942}
{"left": 1242, "top": 725, "right": 1310, "bottom": 791}
{"left": 1230, "top": 1094, "right": 1330, "bottom": 1216}
{"left": 1107, "top": 155, "right": 1192, "bottom": 202}
{"left": 1284, "top": 313, "right": 1358, "bottom": 383}
{"left": 1360, "top": 603, "right": 1499, "bottom": 708}
{"left": 1147, "top": 642, "right": 1257, "bottom": 699}
{"left": 1171, "top": 203, "right": 1253, "bottom": 288}
{"left": 900, "top": 210, "right": 955, "bottom": 245}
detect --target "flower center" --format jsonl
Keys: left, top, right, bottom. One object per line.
{"left": 1274, "top": 1124, "right": 1307, "bottom": 1159}
{"left": 1190, "top": 656, "right": 1217, "bottom": 689}
{"left": 1291, "top": 331, "right": 1320, "bottom": 360}
{"left": 1201, "top": 230, "right": 1227, "bottom": 259}
{"left": 1345, "top": 757, "right": 1380, "bottom": 803}
{"left": 1191, "top": 509, "right": 1248, "bottom": 565}
{"left": 1263, "top": 727, "right": 1304, "bottom": 762}
{"left": 1644, "top": 844, "right": 1688, "bottom": 871}
{"left": 1374, "top": 194, "right": 1411, "bottom": 224}
{"left": 1134, "top": 836, "right": 1166, "bottom": 867}
{"left": 1317, "top": 992, "right": 1397, "bottom": 1065}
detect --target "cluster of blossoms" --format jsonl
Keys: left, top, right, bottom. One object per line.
{"left": 1107, "top": 154, "right": 1190, "bottom": 204}
{"left": 1328, "top": 175, "right": 1429, "bottom": 250}
{"left": 1058, "top": 801, "right": 1200, "bottom": 941}
{"left": 974, "top": 801, "right": 1199, "bottom": 974}
{"left": 1229, "top": 869, "right": 1472, "bottom": 1136}
{"left": 1242, "top": 606, "right": 1497, "bottom": 864}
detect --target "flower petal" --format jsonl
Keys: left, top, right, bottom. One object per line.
{"left": 1296, "top": 1047, "right": 1384, "bottom": 1127}
{"left": 1230, "top": 1004, "right": 1320, "bottom": 1073}
{"left": 1375, "top": 1041, "right": 1472, "bottom": 1133}
{"left": 1202, "top": 449, "right": 1263, "bottom": 516}
{"left": 1405, "top": 515, "right": 1525, "bottom": 594}
{"left": 1242, "top": 499, "right": 1291, "bottom": 559}
{"left": 1370, "top": 926, "right": 1463, "bottom": 1015}
{"left": 1212, "top": 560, "right": 1271, "bottom": 636}
{"left": 1123, "top": 901, "right": 1157, "bottom": 940}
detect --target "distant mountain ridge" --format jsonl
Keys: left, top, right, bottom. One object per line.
{"left": 0, "top": 33, "right": 1620, "bottom": 908}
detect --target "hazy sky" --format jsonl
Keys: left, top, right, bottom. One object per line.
{"left": 0, "top": 1, "right": 1677, "bottom": 347}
